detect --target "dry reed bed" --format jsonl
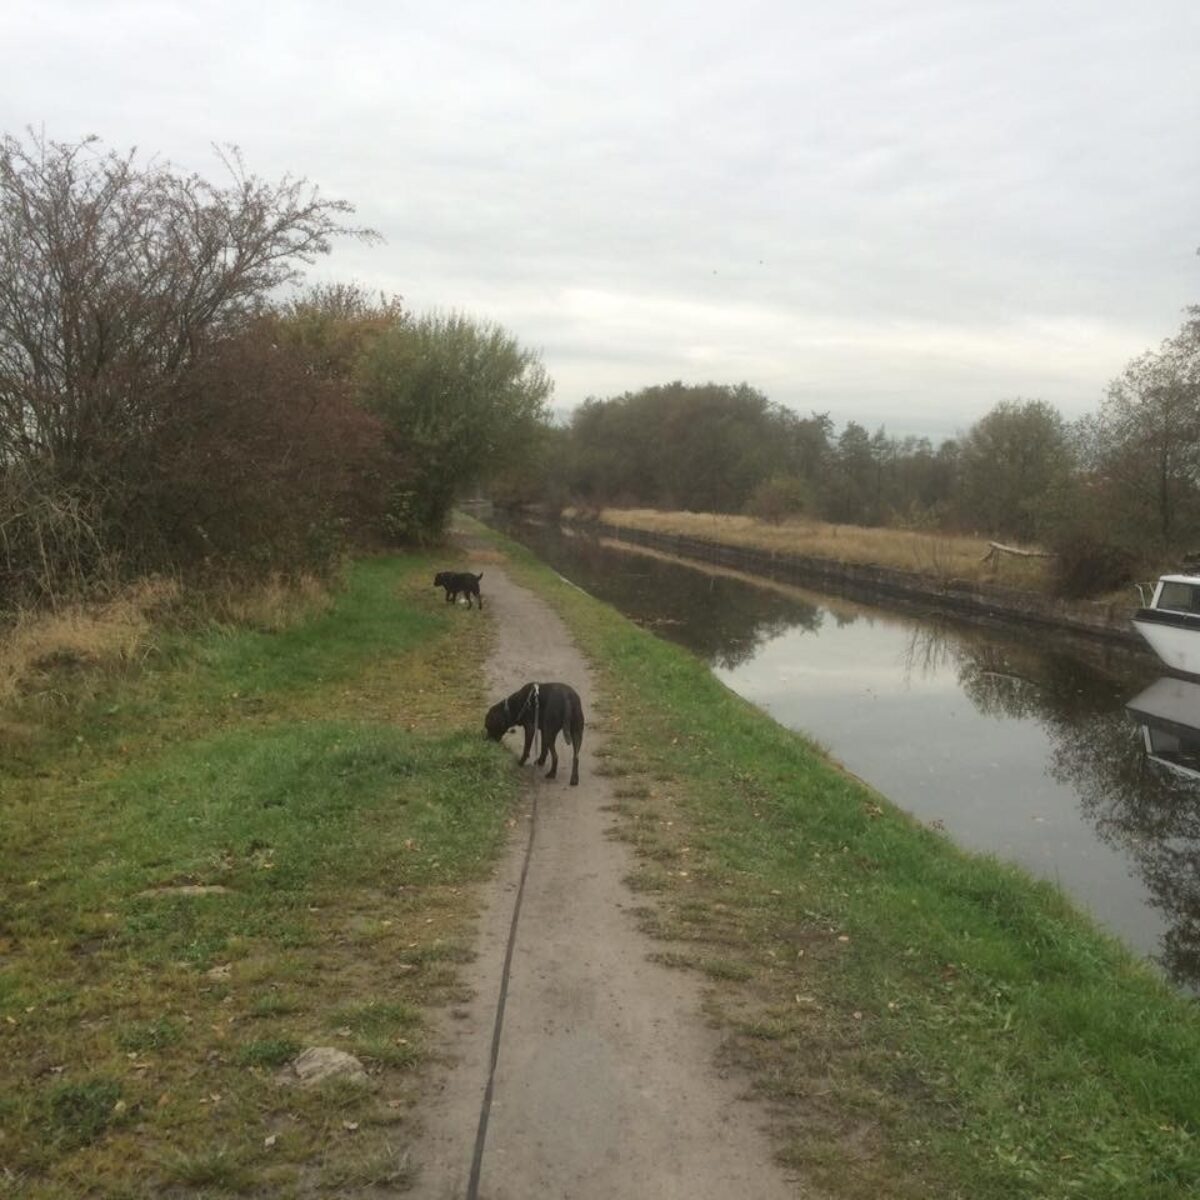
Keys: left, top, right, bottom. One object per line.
{"left": 576, "top": 507, "right": 1050, "bottom": 590}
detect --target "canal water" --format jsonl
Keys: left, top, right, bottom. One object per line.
{"left": 491, "top": 518, "right": 1200, "bottom": 993}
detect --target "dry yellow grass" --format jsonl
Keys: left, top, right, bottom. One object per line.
{"left": 577, "top": 507, "right": 1051, "bottom": 590}
{"left": 208, "top": 571, "right": 333, "bottom": 630}
{"left": 0, "top": 577, "right": 179, "bottom": 706}
{"left": 0, "top": 573, "right": 334, "bottom": 707}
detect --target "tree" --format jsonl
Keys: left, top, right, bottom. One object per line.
{"left": 355, "top": 312, "right": 553, "bottom": 542}
{"left": 1083, "top": 326, "right": 1200, "bottom": 551}
{"left": 0, "top": 130, "right": 374, "bottom": 478}
{"left": 821, "top": 421, "right": 875, "bottom": 523}
{"left": 955, "top": 399, "right": 1073, "bottom": 542}
{"left": 271, "top": 282, "right": 404, "bottom": 382}
{"left": 0, "top": 129, "right": 375, "bottom": 603}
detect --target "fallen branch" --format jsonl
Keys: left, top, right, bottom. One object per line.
{"left": 982, "top": 541, "right": 1053, "bottom": 564}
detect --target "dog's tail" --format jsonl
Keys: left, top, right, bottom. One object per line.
{"left": 475, "top": 572, "right": 484, "bottom": 582}
{"left": 569, "top": 688, "right": 585, "bottom": 750}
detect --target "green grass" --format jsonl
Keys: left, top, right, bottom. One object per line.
{"left": 0, "top": 552, "right": 515, "bottom": 1198}
{"left": 478, "top": 518, "right": 1200, "bottom": 1200}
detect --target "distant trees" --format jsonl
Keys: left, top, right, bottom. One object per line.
{"left": 566, "top": 382, "right": 827, "bottom": 513}
{"left": 508, "top": 343, "right": 1200, "bottom": 594}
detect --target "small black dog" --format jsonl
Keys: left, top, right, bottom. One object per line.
{"left": 433, "top": 571, "right": 483, "bottom": 609}
{"left": 485, "top": 682, "right": 584, "bottom": 786}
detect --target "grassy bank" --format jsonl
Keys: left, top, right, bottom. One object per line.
{"left": 573, "top": 506, "right": 1053, "bottom": 590}
{"left": 0, "top": 555, "right": 515, "bottom": 1198}
{"left": 480, "top": 521, "right": 1200, "bottom": 1200}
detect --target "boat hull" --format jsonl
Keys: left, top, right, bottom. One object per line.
{"left": 1132, "top": 607, "right": 1200, "bottom": 677}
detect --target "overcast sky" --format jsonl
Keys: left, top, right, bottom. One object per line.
{"left": 3, "top": 0, "right": 1199, "bottom": 439}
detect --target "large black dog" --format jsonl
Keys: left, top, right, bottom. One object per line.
{"left": 433, "top": 571, "right": 483, "bottom": 609}
{"left": 485, "top": 682, "right": 584, "bottom": 786}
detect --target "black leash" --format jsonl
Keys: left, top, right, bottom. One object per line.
{"left": 464, "top": 774, "right": 539, "bottom": 1199}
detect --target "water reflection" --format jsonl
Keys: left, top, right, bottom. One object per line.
{"left": 553, "top": 529, "right": 824, "bottom": 669}
{"left": 491, "top": 519, "right": 1200, "bottom": 990}
{"left": 909, "top": 627, "right": 1200, "bottom": 990}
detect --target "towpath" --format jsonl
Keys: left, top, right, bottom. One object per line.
{"left": 409, "top": 563, "right": 802, "bottom": 1199}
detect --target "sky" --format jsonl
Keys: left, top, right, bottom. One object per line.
{"left": 3, "top": 0, "right": 1199, "bottom": 440}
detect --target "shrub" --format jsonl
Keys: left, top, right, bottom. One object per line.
{"left": 744, "top": 475, "right": 810, "bottom": 524}
{"left": 1050, "top": 532, "right": 1137, "bottom": 599}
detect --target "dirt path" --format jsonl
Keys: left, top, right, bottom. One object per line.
{"left": 410, "top": 565, "right": 802, "bottom": 1199}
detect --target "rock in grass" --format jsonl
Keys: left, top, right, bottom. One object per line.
{"left": 278, "top": 1047, "right": 368, "bottom": 1087}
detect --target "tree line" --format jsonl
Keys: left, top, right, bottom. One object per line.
{"left": 0, "top": 132, "right": 550, "bottom": 611}
{"left": 496, "top": 314, "right": 1200, "bottom": 597}
{"left": 6, "top": 128, "right": 1196, "bottom": 611}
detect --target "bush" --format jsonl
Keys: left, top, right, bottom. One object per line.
{"left": 0, "top": 131, "right": 372, "bottom": 609}
{"left": 744, "top": 475, "right": 810, "bottom": 524}
{"left": 1050, "top": 532, "right": 1137, "bottom": 599}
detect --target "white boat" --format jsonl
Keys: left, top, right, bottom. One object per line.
{"left": 1132, "top": 575, "right": 1200, "bottom": 677}
{"left": 1125, "top": 676, "right": 1200, "bottom": 780}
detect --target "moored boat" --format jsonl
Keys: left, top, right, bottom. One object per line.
{"left": 1132, "top": 575, "right": 1200, "bottom": 677}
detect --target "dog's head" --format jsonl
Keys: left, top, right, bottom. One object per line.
{"left": 433, "top": 572, "right": 448, "bottom": 588}
{"left": 484, "top": 700, "right": 511, "bottom": 742}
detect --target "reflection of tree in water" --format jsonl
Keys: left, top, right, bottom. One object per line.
{"left": 1049, "top": 712, "right": 1200, "bottom": 989}
{"left": 907, "top": 622, "right": 1200, "bottom": 989}
{"left": 504, "top": 523, "right": 822, "bottom": 669}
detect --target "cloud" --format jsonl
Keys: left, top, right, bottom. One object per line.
{"left": 2, "top": 0, "right": 1198, "bottom": 437}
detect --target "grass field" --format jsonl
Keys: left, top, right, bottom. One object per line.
{"left": 481, "top": 520, "right": 1200, "bottom": 1200}
{"left": 0, "top": 555, "right": 515, "bottom": 1198}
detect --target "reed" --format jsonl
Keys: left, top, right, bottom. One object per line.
{"left": 575, "top": 507, "right": 1051, "bottom": 590}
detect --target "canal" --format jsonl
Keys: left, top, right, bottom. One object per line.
{"left": 491, "top": 517, "right": 1200, "bottom": 993}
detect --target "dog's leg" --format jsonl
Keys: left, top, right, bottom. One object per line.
{"left": 519, "top": 722, "right": 534, "bottom": 765}
{"left": 569, "top": 700, "right": 583, "bottom": 786}
{"left": 544, "top": 729, "right": 559, "bottom": 779}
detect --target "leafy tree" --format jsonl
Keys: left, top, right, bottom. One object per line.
{"left": 561, "top": 382, "right": 808, "bottom": 513}
{"left": 355, "top": 312, "right": 552, "bottom": 542}
{"left": 955, "top": 399, "right": 1074, "bottom": 542}
{"left": 821, "top": 421, "right": 875, "bottom": 523}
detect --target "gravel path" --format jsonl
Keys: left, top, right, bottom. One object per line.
{"left": 410, "top": 564, "right": 801, "bottom": 1199}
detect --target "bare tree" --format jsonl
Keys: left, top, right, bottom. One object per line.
{"left": 0, "top": 130, "right": 376, "bottom": 477}
{"left": 1086, "top": 327, "right": 1200, "bottom": 549}
{"left": 0, "top": 129, "right": 377, "bottom": 604}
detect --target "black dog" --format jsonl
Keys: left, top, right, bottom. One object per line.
{"left": 433, "top": 571, "right": 483, "bottom": 609}
{"left": 485, "top": 682, "right": 584, "bottom": 786}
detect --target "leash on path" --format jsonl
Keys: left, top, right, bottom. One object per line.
{"left": 465, "top": 776, "right": 538, "bottom": 1199}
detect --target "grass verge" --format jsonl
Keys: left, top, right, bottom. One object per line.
{"left": 575, "top": 506, "right": 1052, "bottom": 590}
{"left": 479, "top": 519, "right": 1200, "bottom": 1200}
{"left": 0, "top": 554, "right": 514, "bottom": 1198}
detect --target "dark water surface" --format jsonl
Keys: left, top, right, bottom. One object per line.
{"left": 491, "top": 518, "right": 1200, "bottom": 992}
